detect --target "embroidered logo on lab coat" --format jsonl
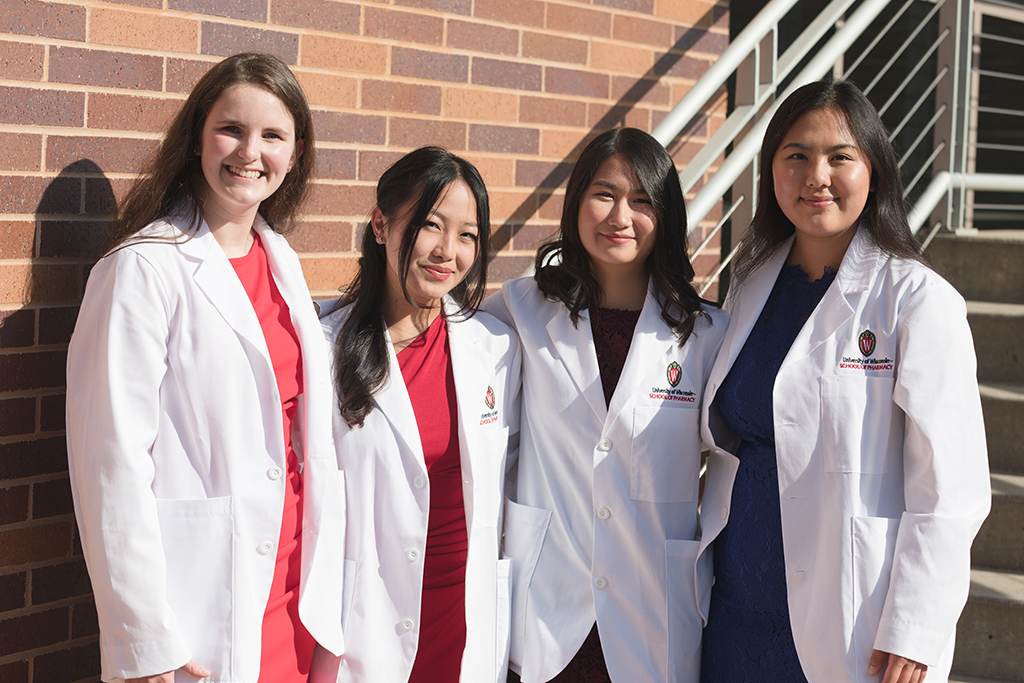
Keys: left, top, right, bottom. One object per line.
{"left": 650, "top": 364, "right": 696, "bottom": 403}
{"left": 480, "top": 385, "right": 498, "bottom": 425}
{"left": 840, "top": 329, "right": 894, "bottom": 374}
{"left": 667, "top": 361, "right": 682, "bottom": 387}
{"left": 859, "top": 329, "right": 876, "bottom": 356}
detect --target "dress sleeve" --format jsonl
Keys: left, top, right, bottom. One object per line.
{"left": 874, "top": 278, "right": 991, "bottom": 664}
{"left": 66, "top": 248, "right": 192, "bottom": 679}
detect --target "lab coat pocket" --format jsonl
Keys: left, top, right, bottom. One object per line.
{"left": 473, "top": 427, "right": 511, "bottom": 529}
{"left": 631, "top": 405, "right": 701, "bottom": 502}
{"left": 821, "top": 375, "right": 894, "bottom": 474}
{"left": 502, "top": 499, "right": 551, "bottom": 660}
{"left": 495, "top": 558, "right": 513, "bottom": 681}
{"left": 851, "top": 515, "right": 900, "bottom": 682}
{"left": 666, "top": 539, "right": 703, "bottom": 683}
{"left": 155, "top": 496, "right": 234, "bottom": 681}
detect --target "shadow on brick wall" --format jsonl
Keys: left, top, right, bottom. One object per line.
{"left": 0, "top": 159, "right": 113, "bottom": 683}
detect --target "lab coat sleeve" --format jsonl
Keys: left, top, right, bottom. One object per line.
{"left": 873, "top": 278, "right": 991, "bottom": 664}
{"left": 66, "top": 249, "right": 192, "bottom": 679}
{"left": 481, "top": 284, "right": 522, "bottom": 496}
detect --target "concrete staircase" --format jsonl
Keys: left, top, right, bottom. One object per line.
{"left": 927, "top": 230, "right": 1024, "bottom": 683}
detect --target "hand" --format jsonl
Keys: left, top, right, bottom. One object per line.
{"left": 127, "top": 660, "right": 211, "bottom": 683}
{"left": 868, "top": 649, "right": 927, "bottom": 683}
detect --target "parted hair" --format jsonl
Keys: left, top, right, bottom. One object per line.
{"left": 534, "top": 127, "right": 710, "bottom": 345}
{"left": 333, "top": 146, "right": 491, "bottom": 427}
{"left": 734, "top": 79, "right": 924, "bottom": 279}
{"left": 108, "top": 52, "right": 315, "bottom": 249}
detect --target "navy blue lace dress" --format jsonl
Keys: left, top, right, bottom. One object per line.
{"left": 701, "top": 264, "right": 836, "bottom": 683}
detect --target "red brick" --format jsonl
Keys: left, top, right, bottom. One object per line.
{"left": 545, "top": 67, "right": 609, "bottom": 99}
{"left": 0, "top": 349, "right": 67, "bottom": 392}
{"left": 272, "top": 0, "right": 359, "bottom": 33}
{"left": 487, "top": 254, "right": 534, "bottom": 282}
{"left": 362, "top": 80, "right": 441, "bottom": 115}
{"left": 72, "top": 598, "right": 99, "bottom": 638}
{"left": 0, "top": 606, "right": 70, "bottom": 656}
{"left": 471, "top": 58, "right": 541, "bottom": 91}
{"left": 0, "top": 522, "right": 73, "bottom": 569}
{"left": 168, "top": 0, "right": 267, "bottom": 22}
{"left": 446, "top": 20, "right": 519, "bottom": 56}
{"left": 166, "top": 57, "right": 215, "bottom": 94}
{"left": 87, "top": 94, "right": 181, "bottom": 134}
{"left": 587, "top": 102, "right": 650, "bottom": 130}
{"left": 365, "top": 7, "right": 443, "bottom": 45}
{"left": 475, "top": 0, "right": 544, "bottom": 27}
{"left": 4, "top": 264, "right": 85, "bottom": 305}
{"left": 103, "top": 0, "right": 162, "bottom": 6}
{"left": 0, "top": 400, "right": 35, "bottom": 440}
{"left": 470, "top": 124, "right": 539, "bottom": 155}
{"left": 516, "top": 160, "right": 572, "bottom": 189}
{"left": 90, "top": 7, "right": 197, "bottom": 53}
{"left": 512, "top": 224, "right": 559, "bottom": 251}
{"left": 0, "top": 176, "right": 79, "bottom": 215}
{"left": 613, "top": 15, "right": 674, "bottom": 47}
{"left": 391, "top": 47, "right": 468, "bottom": 84}
{"left": 50, "top": 47, "right": 162, "bottom": 90}
{"left": 39, "top": 307, "right": 80, "bottom": 347}
{"left": 0, "top": 221, "right": 34, "bottom": 259}
{"left": 654, "top": 53, "right": 714, "bottom": 80}
{"left": 47, "top": 137, "right": 158, "bottom": 175}
{"left": 32, "top": 642, "right": 102, "bottom": 683}
{"left": 0, "top": 133, "right": 41, "bottom": 172}
{"left": 520, "top": 96, "right": 587, "bottom": 127}
{"left": 201, "top": 23, "right": 298, "bottom": 64}
{"left": 523, "top": 32, "right": 588, "bottom": 65}
{"left": 0, "top": 40, "right": 44, "bottom": 81}
{"left": 538, "top": 191, "right": 565, "bottom": 220}
{"left": 358, "top": 151, "right": 406, "bottom": 181}
{"left": 0, "top": 484, "right": 30, "bottom": 524}
{"left": 397, "top": 0, "right": 471, "bottom": 14}
{"left": 294, "top": 71, "right": 358, "bottom": 108}
{"left": 288, "top": 221, "right": 354, "bottom": 253}
{"left": 301, "top": 255, "right": 360, "bottom": 292}
{"left": 0, "top": 571, "right": 27, "bottom": 611}
{"left": 0, "top": 309, "right": 34, "bottom": 348}
{"left": 597, "top": 0, "right": 654, "bottom": 13}
{"left": 674, "top": 26, "right": 729, "bottom": 55}
{"left": 40, "top": 393, "right": 67, "bottom": 432}
{"left": 84, "top": 177, "right": 123, "bottom": 216}
{"left": 313, "top": 149, "right": 357, "bottom": 180}
{"left": 0, "top": 87, "right": 84, "bottom": 127}
{"left": 0, "top": 437, "right": 69, "bottom": 481}
{"left": 0, "top": 0, "right": 86, "bottom": 41}
{"left": 301, "top": 35, "right": 387, "bottom": 73}
{"left": 547, "top": 4, "right": 611, "bottom": 37}
{"left": 612, "top": 77, "right": 671, "bottom": 106}
{"left": 389, "top": 118, "right": 466, "bottom": 150}
{"left": 305, "top": 184, "right": 377, "bottom": 217}
{"left": 311, "top": 111, "right": 386, "bottom": 145}
{"left": 32, "top": 557, "right": 91, "bottom": 604}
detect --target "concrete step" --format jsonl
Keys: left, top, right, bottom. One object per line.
{"left": 951, "top": 676, "right": 1022, "bottom": 683}
{"left": 951, "top": 568, "right": 1024, "bottom": 682}
{"left": 927, "top": 230, "right": 1024, "bottom": 305}
{"left": 972, "top": 472, "right": 1024, "bottom": 573}
{"left": 967, "top": 302, "right": 1024, "bottom": 384}
{"left": 981, "top": 383, "right": 1024, "bottom": 475}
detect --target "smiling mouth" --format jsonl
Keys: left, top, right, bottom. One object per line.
{"left": 601, "top": 233, "right": 634, "bottom": 244}
{"left": 423, "top": 266, "right": 453, "bottom": 280}
{"left": 802, "top": 196, "right": 835, "bottom": 207}
{"left": 228, "top": 166, "right": 263, "bottom": 180}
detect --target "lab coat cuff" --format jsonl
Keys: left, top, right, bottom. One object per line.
{"left": 101, "top": 636, "right": 191, "bottom": 682}
{"left": 872, "top": 616, "right": 951, "bottom": 667}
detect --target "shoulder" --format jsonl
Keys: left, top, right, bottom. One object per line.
{"left": 696, "top": 303, "right": 730, "bottom": 340}
{"left": 877, "top": 255, "right": 966, "bottom": 315}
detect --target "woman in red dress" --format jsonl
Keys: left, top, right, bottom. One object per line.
{"left": 311, "top": 147, "right": 521, "bottom": 683}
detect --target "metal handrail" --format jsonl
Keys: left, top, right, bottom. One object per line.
{"left": 908, "top": 171, "right": 1024, "bottom": 233}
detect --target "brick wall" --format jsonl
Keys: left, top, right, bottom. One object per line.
{"left": 0, "top": 0, "right": 728, "bottom": 680}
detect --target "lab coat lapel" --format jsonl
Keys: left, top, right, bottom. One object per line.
{"left": 373, "top": 331, "right": 426, "bottom": 465}
{"left": 606, "top": 285, "right": 674, "bottom": 422}
{"left": 546, "top": 305, "right": 607, "bottom": 421}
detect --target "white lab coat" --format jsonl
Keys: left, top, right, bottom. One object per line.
{"left": 66, "top": 214, "right": 345, "bottom": 683}
{"left": 699, "top": 227, "right": 991, "bottom": 683}
{"left": 483, "top": 277, "right": 728, "bottom": 683}
{"left": 309, "top": 299, "right": 521, "bottom": 683}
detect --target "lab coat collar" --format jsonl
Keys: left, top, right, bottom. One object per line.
{"left": 545, "top": 297, "right": 607, "bottom": 422}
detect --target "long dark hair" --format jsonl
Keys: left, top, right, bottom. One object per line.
{"left": 734, "top": 79, "right": 924, "bottom": 279}
{"left": 333, "top": 147, "right": 490, "bottom": 427}
{"left": 109, "top": 52, "right": 315, "bottom": 249}
{"left": 534, "top": 127, "right": 710, "bottom": 345}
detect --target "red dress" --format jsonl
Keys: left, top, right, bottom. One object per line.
{"left": 230, "top": 234, "right": 315, "bottom": 683}
{"left": 398, "top": 315, "right": 468, "bottom": 683}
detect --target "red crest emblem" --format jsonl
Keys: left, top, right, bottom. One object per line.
{"left": 667, "top": 361, "right": 682, "bottom": 387}
{"left": 859, "top": 330, "right": 876, "bottom": 357}
{"left": 484, "top": 386, "right": 496, "bottom": 410}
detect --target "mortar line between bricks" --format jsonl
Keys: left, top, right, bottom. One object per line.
{"left": 0, "top": 429, "right": 68, "bottom": 446}
{"left": 0, "top": 633, "right": 99, "bottom": 667}
{"left": 0, "top": 514, "right": 75, "bottom": 533}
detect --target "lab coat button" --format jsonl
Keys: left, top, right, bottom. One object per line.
{"left": 596, "top": 438, "right": 612, "bottom": 452}
{"left": 720, "top": 506, "right": 728, "bottom": 520}
{"left": 597, "top": 507, "right": 611, "bottom": 520}
{"left": 267, "top": 466, "right": 283, "bottom": 480}
{"left": 257, "top": 541, "right": 273, "bottom": 555}
{"left": 594, "top": 576, "right": 608, "bottom": 590}
{"left": 407, "top": 549, "right": 420, "bottom": 562}
{"left": 414, "top": 476, "right": 427, "bottom": 489}
{"left": 401, "top": 618, "right": 415, "bottom": 631}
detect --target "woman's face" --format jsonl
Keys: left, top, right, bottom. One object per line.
{"left": 199, "top": 83, "right": 302, "bottom": 224}
{"left": 577, "top": 154, "right": 658, "bottom": 280}
{"left": 375, "top": 179, "right": 480, "bottom": 317}
{"left": 772, "top": 107, "right": 872, "bottom": 248}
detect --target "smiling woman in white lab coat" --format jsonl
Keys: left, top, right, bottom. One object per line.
{"left": 310, "top": 147, "right": 521, "bottom": 683}
{"left": 485, "top": 128, "right": 727, "bottom": 683}
{"left": 698, "top": 80, "right": 990, "bottom": 683}
{"left": 66, "top": 54, "right": 344, "bottom": 683}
